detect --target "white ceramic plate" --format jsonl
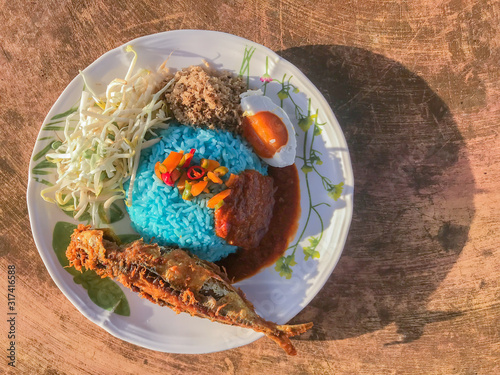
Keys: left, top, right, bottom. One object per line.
{"left": 27, "top": 30, "right": 353, "bottom": 354}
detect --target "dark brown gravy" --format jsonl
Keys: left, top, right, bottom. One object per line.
{"left": 216, "top": 164, "right": 301, "bottom": 282}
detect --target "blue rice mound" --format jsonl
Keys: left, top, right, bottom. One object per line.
{"left": 125, "top": 124, "right": 267, "bottom": 262}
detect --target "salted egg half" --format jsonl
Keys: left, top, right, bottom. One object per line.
{"left": 240, "top": 90, "right": 297, "bottom": 167}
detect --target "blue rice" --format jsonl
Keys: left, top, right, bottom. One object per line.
{"left": 125, "top": 124, "right": 267, "bottom": 262}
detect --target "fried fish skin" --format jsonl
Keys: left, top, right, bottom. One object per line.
{"left": 66, "top": 225, "right": 312, "bottom": 355}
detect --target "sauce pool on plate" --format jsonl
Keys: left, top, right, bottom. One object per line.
{"left": 216, "top": 164, "right": 301, "bottom": 282}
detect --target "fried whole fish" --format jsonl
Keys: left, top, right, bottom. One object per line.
{"left": 66, "top": 225, "right": 312, "bottom": 355}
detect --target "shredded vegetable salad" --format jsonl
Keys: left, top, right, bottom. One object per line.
{"left": 41, "top": 46, "right": 173, "bottom": 225}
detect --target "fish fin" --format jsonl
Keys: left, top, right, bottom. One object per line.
{"left": 276, "top": 322, "right": 313, "bottom": 336}
{"left": 267, "top": 322, "right": 313, "bottom": 356}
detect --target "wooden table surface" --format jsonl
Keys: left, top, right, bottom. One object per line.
{"left": 1, "top": 0, "right": 499, "bottom": 374}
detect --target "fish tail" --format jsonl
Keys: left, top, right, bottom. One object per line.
{"left": 266, "top": 322, "right": 313, "bottom": 356}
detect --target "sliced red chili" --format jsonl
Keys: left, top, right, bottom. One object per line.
{"left": 161, "top": 172, "right": 174, "bottom": 186}
{"left": 180, "top": 149, "right": 196, "bottom": 168}
{"left": 187, "top": 165, "right": 206, "bottom": 180}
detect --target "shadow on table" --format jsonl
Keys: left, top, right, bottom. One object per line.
{"left": 278, "top": 45, "right": 474, "bottom": 344}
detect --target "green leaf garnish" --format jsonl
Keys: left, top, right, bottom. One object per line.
{"left": 73, "top": 271, "right": 130, "bottom": 316}
{"left": 52, "top": 221, "right": 79, "bottom": 275}
{"left": 52, "top": 221, "right": 130, "bottom": 316}
{"left": 117, "top": 234, "right": 141, "bottom": 244}
{"left": 98, "top": 202, "right": 125, "bottom": 224}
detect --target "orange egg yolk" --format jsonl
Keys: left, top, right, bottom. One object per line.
{"left": 241, "top": 111, "right": 289, "bottom": 159}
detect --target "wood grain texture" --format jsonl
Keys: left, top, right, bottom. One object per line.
{"left": 1, "top": 0, "right": 499, "bottom": 373}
